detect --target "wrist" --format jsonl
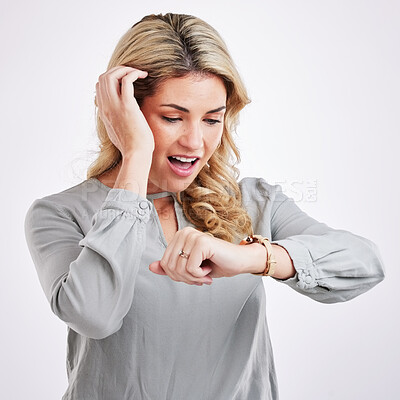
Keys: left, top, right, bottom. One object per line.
{"left": 114, "top": 152, "right": 153, "bottom": 197}
{"left": 241, "top": 243, "right": 268, "bottom": 274}
{"left": 123, "top": 148, "right": 153, "bottom": 165}
{"left": 239, "top": 235, "right": 277, "bottom": 276}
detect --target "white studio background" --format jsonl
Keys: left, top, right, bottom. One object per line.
{"left": 1, "top": 0, "right": 398, "bottom": 399}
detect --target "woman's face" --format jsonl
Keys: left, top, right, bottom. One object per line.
{"left": 140, "top": 73, "right": 227, "bottom": 194}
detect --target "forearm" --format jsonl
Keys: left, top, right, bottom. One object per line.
{"left": 269, "top": 244, "right": 296, "bottom": 280}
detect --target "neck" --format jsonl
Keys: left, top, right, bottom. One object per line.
{"left": 153, "top": 196, "right": 174, "bottom": 212}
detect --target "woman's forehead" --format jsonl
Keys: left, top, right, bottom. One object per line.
{"left": 149, "top": 74, "right": 227, "bottom": 108}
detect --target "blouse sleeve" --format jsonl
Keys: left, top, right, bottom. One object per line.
{"left": 24, "top": 188, "right": 152, "bottom": 339}
{"left": 264, "top": 180, "right": 385, "bottom": 303}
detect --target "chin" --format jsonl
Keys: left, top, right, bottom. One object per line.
{"left": 168, "top": 178, "right": 195, "bottom": 193}
{"left": 149, "top": 162, "right": 204, "bottom": 193}
{"left": 147, "top": 176, "right": 196, "bottom": 194}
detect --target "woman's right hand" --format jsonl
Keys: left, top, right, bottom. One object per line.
{"left": 95, "top": 66, "right": 155, "bottom": 157}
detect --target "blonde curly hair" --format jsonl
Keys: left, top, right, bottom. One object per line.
{"left": 87, "top": 13, "right": 254, "bottom": 243}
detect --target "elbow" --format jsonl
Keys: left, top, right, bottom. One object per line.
{"left": 372, "top": 262, "right": 385, "bottom": 285}
{"left": 74, "top": 318, "right": 123, "bottom": 340}
{"left": 50, "top": 296, "right": 123, "bottom": 340}
{"left": 313, "top": 265, "right": 386, "bottom": 305}
{"left": 66, "top": 312, "right": 123, "bottom": 339}
{"left": 339, "top": 234, "right": 386, "bottom": 290}
{"left": 363, "top": 238, "right": 386, "bottom": 285}
{"left": 283, "top": 234, "right": 386, "bottom": 305}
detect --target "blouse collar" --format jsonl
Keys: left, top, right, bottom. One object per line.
{"left": 90, "top": 178, "right": 177, "bottom": 200}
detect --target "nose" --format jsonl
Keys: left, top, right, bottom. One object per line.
{"left": 178, "top": 121, "right": 204, "bottom": 151}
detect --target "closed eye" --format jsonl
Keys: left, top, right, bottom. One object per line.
{"left": 162, "top": 116, "right": 182, "bottom": 123}
{"left": 204, "top": 119, "right": 221, "bottom": 125}
{"left": 162, "top": 116, "right": 221, "bottom": 125}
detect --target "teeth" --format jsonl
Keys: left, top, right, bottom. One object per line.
{"left": 171, "top": 156, "right": 197, "bottom": 163}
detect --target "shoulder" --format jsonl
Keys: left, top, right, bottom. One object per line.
{"left": 25, "top": 178, "right": 107, "bottom": 225}
{"left": 40, "top": 178, "right": 105, "bottom": 206}
{"left": 238, "top": 176, "right": 288, "bottom": 208}
{"left": 237, "top": 177, "right": 295, "bottom": 235}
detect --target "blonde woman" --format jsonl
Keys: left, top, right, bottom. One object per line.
{"left": 24, "top": 13, "right": 385, "bottom": 400}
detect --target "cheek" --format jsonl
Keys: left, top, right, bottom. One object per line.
{"left": 146, "top": 120, "right": 165, "bottom": 146}
{"left": 209, "top": 128, "right": 223, "bottom": 148}
{"left": 151, "top": 126, "right": 175, "bottom": 154}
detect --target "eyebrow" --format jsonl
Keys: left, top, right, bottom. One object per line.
{"left": 160, "top": 104, "right": 226, "bottom": 114}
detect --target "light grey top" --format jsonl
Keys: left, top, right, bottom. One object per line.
{"left": 24, "top": 176, "right": 385, "bottom": 400}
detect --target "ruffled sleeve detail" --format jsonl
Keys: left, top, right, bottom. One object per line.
{"left": 239, "top": 177, "right": 385, "bottom": 304}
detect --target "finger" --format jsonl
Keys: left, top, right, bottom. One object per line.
{"left": 149, "top": 261, "right": 167, "bottom": 275}
{"left": 165, "top": 227, "right": 199, "bottom": 277}
{"left": 199, "top": 260, "right": 213, "bottom": 275}
{"left": 149, "top": 261, "right": 206, "bottom": 287}
{"left": 100, "top": 65, "right": 139, "bottom": 80}
{"left": 169, "top": 236, "right": 208, "bottom": 284}
{"left": 105, "top": 65, "right": 135, "bottom": 74}
{"left": 159, "top": 226, "right": 195, "bottom": 281}
{"left": 105, "top": 65, "right": 146, "bottom": 76}
{"left": 120, "top": 69, "right": 148, "bottom": 102}
{"left": 160, "top": 227, "right": 210, "bottom": 285}
{"left": 157, "top": 230, "right": 181, "bottom": 281}
{"left": 185, "top": 242, "right": 213, "bottom": 284}
{"left": 102, "top": 66, "right": 147, "bottom": 90}
{"left": 167, "top": 236, "right": 191, "bottom": 278}
{"left": 162, "top": 244, "right": 204, "bottom": 285}
{"left": 98, "top": 66, "right": 141, "bottom": 104}
{"left": 175, "top": 238, "right": 213, "bottom": 285}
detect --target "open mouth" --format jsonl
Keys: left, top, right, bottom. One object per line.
{"left": 167, "top": 156, "right": 199, "bottom": 170}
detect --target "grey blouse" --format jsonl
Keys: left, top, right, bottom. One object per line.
{"left": 24, "top": 176, "right": 385, "bottom": 400}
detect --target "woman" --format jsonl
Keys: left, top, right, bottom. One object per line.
{"left": 24, "top": 13, "right": 385, "bottom": 400}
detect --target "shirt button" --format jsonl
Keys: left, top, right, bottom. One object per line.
{"left": 139, "top": 201, "right": 149, "bottom": 210}
{"left": 137, "top": 209, "right": 146, "bottom": 216}
{"left": 305, "top": 275, "right": 313, "bottom": 284}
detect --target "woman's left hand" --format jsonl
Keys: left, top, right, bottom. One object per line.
{"left": 148, "top": 227, "right": 266, "bottom": 286}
